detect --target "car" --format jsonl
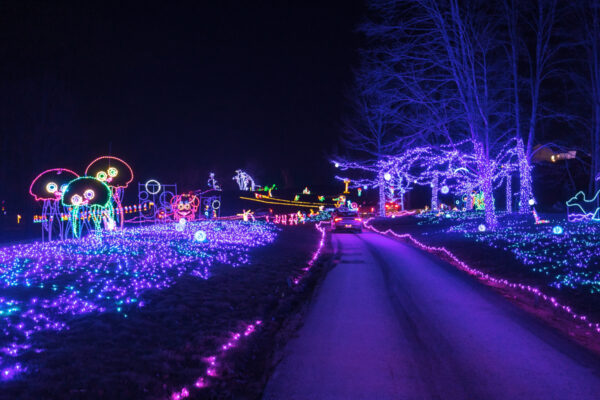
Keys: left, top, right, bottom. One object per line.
{"left": 331, "top": 209, "right": 363, "bottom": 233}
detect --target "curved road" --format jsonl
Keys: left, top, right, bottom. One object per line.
{"left": 263, "top": 231, "right": 600, "bottom": 400}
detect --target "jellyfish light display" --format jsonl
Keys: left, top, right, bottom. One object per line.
{"left": 85, "top": 156, "right": 134, "bottom": 229}
{"left": 29, "top": 168, "right": 79, "bottom": 241}
{"left": 61, "top": 177, "right": 114, "bottom": 238}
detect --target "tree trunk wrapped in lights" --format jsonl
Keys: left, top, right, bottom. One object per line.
{"left": 475, "top": 141, "right": 498, "bottom": 229}
{"left": 378, "top": 170, "right": 386, "bottom": 216}
{"left": 516, "top": 138, "right": 533, "bottom": 213}
{"left": 431, "top": 173, "right": 439, "bottom": 211}
{"left": 506, "top": 174, "right": 512, "bottom": 213}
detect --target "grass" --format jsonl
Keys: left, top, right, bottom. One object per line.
{"left": 0, "top": 222, "right": 328, "bottom": 399}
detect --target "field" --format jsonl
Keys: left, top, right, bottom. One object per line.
{"left": 0, "top": 220, "right": 327, "bottom": 399}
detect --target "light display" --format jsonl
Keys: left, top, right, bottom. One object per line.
{"left": 29, "top": 168, "right": 79, "bottom": 241}
{"left": 194, "top": 230, "right": 207, "bottom": 242}
{"left": 207, "top": 172, "right": 221, "bottom": 191}
{"left": 171, "top": 193, "right": 200, "bottom": 222}
{"left": 0, "top": 220, "right": 279, "bottom": 380}
{"left": 532, "top": 208, "right": 549, "bottom": 224}
{"left": 516, "top": 138, "right": 534, "bottom": 214}
{"left": 85, "top": 156, "right": 134, "bottom": 229}
{"left": 566, "top": 190, "right": 600, "bottom": 222}
{"left": 145, "top": 179, "right": 162, "bottom": 194}
{"left": 233, "top": 170, "right": 257, "bottom": 191}
{"left": 471, "top": 191, "right": 485, "bottom": 210}
{"left": 240, "top": 195, "right": 333, "bottom": 208}
{"left": 138, "top": 181, "right": 178, "bottom": 223}
{"left": 61, "top": 177, "right": 114, "bottom": 238}
{"left": 333, "top": 138, "right": 522, "bottom": 223}
{"left": 505, "top": 175, "right": 513, "bottom": 212}
{"left": 343, "top": 179, "right": 351, "bottom": 194}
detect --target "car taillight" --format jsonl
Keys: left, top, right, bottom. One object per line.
{"left": 334, "top": 217, "right": 342, "bottom": 222}
{"left": 355, "top": 218, "right": 362, "bottom": 222}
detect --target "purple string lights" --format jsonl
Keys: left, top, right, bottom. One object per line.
{"left": 0, "top": 221, "right": 278, "bottom": 381}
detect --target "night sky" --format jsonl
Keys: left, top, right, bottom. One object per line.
{"left": 1, "top": 1, "right": 364, "bottom": 204}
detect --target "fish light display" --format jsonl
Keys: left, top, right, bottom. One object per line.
{"left": 0, "top": 221, "right": 278, "bottom": 380}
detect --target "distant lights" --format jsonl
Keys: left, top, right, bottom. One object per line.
{"left": 528, "top": 198, "right": 536, "bottom": 206}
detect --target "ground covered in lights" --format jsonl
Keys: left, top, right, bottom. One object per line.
{"left": 371, "top": 213, "right": 600, "bottom": 349}
{"left": 0, "top": 221, "right": 326, "bottom": 399}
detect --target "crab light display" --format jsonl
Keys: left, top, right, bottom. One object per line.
{"left": 171, "top": 193, "right": 200, "bottom": 222}
{"left": 29, "top": 168, "right": 79, "bottom": 241}
{"left": 61, "top": 177, "right": 114, "bottom": 237}
{"left": 85, "top": 156, "right": 133, "bottom": 228}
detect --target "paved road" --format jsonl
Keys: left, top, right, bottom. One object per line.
{"left": 263, "top": 231, "right": 600, "bottom": 400}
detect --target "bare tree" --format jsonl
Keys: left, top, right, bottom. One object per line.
{"left": 339, "top": 59, "right": 407, "bottom": 215}
{"left": 573, "top": 0, "right": 600, "bottom": 196}
{"left": 503, "top": 0, "right": 559, "bottom": 213}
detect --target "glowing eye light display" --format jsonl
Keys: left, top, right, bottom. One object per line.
{"left": 46, "top": 182, "right": 58, "bottom": 193}
{"left": 71, "top": 194, "right": 83, "bottom": 205}
{"left": 96, "top": 171, "right": 107, "bottom": 181}
{"left": 107, "top": 167, "right": 118, "bottom": 177}
{"left": 84, "top": 189, "right": 95, "bottom": 200}
{"left": 0, "top": 221, "right": 278, "bottom": 380}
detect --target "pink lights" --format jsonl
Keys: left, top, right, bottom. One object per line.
{"left": 167, "top": 221, "right": 328, "bottom": 398}
{"left": 168, "top": 320, "right": 262, "bottom": 400}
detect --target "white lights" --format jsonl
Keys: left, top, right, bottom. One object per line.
{"left": 145, "top": 179, "right": 162, "bottom": 195}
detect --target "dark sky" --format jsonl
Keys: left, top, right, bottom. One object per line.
{"left": 1, "top": 1, "right": 364, "bottom": 199}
